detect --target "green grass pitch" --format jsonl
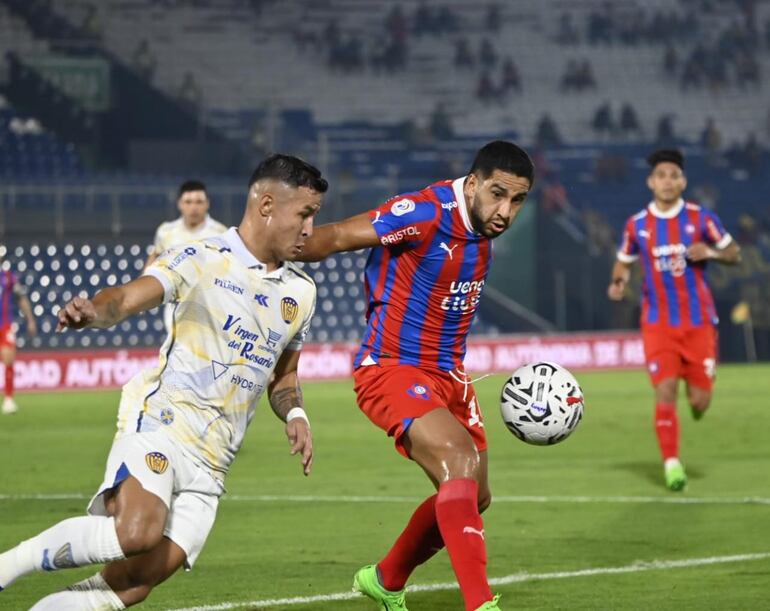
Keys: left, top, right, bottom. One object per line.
{"left": 1, "top": 364, "right": 769, "bottom": 610}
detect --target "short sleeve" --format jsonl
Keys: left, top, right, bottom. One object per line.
{"left": 287, "top": 292, "right": 316, "bottom": 351}
{"left": 144, "top": 244, "right": 204, "bottom": 304}
{"left": 152, "top": 225, "right": 166, "bottom": 254}
{"left": 701, "top": 209, "right": 732, "bottom": 249}
{"left": 616, "top": 217, "right": 639, "bottom": 263}
{"left": 369, "top": 195, "right": 440, "bottom": 249}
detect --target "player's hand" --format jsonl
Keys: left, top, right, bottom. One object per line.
{"left": 686, "top": 242, "right": 715, "bottom": 262}
{"left": 56, "top": 297, "right": 97, "bottom": 331}
{"left": 607, "top": 279, "right": 626, "bottom": 301}
{"left": 286, "top": 418, "right": 313, "bottom": 476}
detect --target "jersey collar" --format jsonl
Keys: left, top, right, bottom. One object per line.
{"left": 452, "top": 176, "right": 476, "bottom": 234}
{"left": 221, "top": 227, "right": 286, "bottom": 279}
{"left": 648, "top": 198, "right": 684, "bottom": 219}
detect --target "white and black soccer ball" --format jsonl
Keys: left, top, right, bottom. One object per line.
{"left": 500, "top": 362, "right": 584, "bottom": 446}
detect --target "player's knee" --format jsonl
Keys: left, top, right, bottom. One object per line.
{"left": 115, "top": 518, "right": 165, "bottom": 556}
{"left": 689, "top": 392, "right": 711, "bottom": 413}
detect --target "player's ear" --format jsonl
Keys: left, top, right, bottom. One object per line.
{"left": 681, "top": 174, "right": 687, "bottom": 191}
{"left": 646, "top": 174, "right": 654, "bottom": 191}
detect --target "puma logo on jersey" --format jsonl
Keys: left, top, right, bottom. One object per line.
{"left": 440, "top": 242, "right": 458, "bottom": 259}
{"left": 463, "top": 526, "right": 485, "bottom": 539}
{"left": 372, "top": 211, "right": 383, "bottom": 224}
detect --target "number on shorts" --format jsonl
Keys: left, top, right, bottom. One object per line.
{"left": 468, "top": 397, "right": 481, "bottom": 427}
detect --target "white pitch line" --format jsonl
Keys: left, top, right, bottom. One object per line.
{"left": 2, "top": 493, "right": 770, "bottom": 505}
{"left": 167, "top": 551, "right": 770, "bottom": 611}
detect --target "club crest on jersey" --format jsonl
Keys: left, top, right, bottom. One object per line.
{"left": 685, "top": 224, "right": 696, "bottom": 234}
{"left": 160, "top": 407, "right": 174, "bottom": 425}
{"left": 145, "top": 452, "right": 169, "bottom": 475}
{"left": 281, "top": 297, "right": 299, "bottom": 323}
{"left": 391, "top": 199, "right": 415, "bottom": 217}
{"left": 407, "top": 383, "right": 431, "bottom": 400}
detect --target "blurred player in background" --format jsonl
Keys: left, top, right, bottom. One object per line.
{"left": 0, "top": 155, "right": 327, "bottom": 609}
{"left": 608, "top": 149, "right": 741, "bottom": 491}
{"left": 144, "top": 180, "right": 227, "bottom": 332}
{"left": 0, "top": 259, "right": 38, "bottom": 415}
{"left": 299, "top": 141, "right": 534, "bottom": 611}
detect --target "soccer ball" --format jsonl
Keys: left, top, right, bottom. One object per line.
{"left": 500, "top": 362, "right": 584, "bottom": 446}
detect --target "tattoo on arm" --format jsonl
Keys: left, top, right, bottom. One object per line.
{"left": 269, "top": 385, "right": 304, "bottom": 421}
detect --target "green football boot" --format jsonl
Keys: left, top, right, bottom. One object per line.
{"left": 353, "top": 564, "right": 408, "bottom": 611}
{"left": 476, "top": 594, "right": 502, "bottom": 610}
{"left": 664, "top": 459, "right": 687, "bottom": 491}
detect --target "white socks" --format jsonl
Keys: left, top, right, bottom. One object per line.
{"left": 29, "top": 573, "right": 126, "bottom": 610}
{"left": 0, "top": 515, "right": 125, "bottom": 588}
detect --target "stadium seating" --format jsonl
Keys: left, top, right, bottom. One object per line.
{"left": 3, "top": 242, "right": 499, "bottom": 351}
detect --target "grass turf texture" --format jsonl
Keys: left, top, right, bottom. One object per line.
{"left": 1, "top": 364, "right": 768, "bottom": 610}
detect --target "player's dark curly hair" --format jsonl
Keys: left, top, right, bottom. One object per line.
{"left": 647, "top": 149, "right": 684, "bottom": 170}
{"left": 178, "top": 180, "right": 207, "bottom": 198}
{"left": 249, "top": 154, "right": 329, "bottom": 193}
{"left": 469, "top": 140, "right": 534, "bottom": 185}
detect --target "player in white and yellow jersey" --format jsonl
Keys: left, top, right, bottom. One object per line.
{"left": 0, "top": 155, "right": 328, "bottom": 610}
{"left": 144, "top": 180, "right": 227, "bottom": 332}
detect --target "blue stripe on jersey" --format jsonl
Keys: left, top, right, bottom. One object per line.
{"left": 678, "top": 210, "right": 702, "bottom": 326}
{"left": 438, "top": 238, "right": 482, "bottom": 370}
{"left": 397, "top": 204, "right": 454, "bottom": 366}
{"left": 656, "top": 216, "right": 680, "bottom": 326}
{"left": 636, "top": 215, "right": 659, "bottom": 323}
{"left": 431, "top": 185, "right": 455, "bottom": 207}
{"left": 366, "top": 247, "right": 400, "bottom": 361}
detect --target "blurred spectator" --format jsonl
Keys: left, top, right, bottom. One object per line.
{"left": 413, "top": 2, "right": 432, "bottom": 35}
{"left": 594, "top": 151, "right": 629, "bottom": 183}
{"left": 556, "top": 12, "right": 579, "bottom": 44}
{"left": 693, "top": 182, "right": 720, "bottom": 211}
{"left": 540, "top": 177, "right": 571, "bottom": 214}
{"left": 177, "top": 71, "right": 202, "bottom": 112}
{"left": 454, "top": 38, "right": 474, "bottom": 69}
{"left": 132, "top": 38, "right": 157, "bottom": 82}
{"left": 386, "top": 5, "right": 408, "bottom": 44}
{"left": 591, "top": 102, "right": 615, "bottom": 138}
{"left": 619, "top": 103, "right": 641, "bottom": 139}
{"left": 429, "top": 103, "right": 454, "bottom": 140}
{"left": 662, "top": 44, "right": 678, "bottom": 76}
{"left": 535, "top": 113, "right": 563, "bottom": 148}
{"left": 476, "top": 71, "right": 496, "bottom": 102}
{"left": 655, "top": 114, "right": 676, "bottom": 145}
{"left": 700, "top": 117, "right": 722, "bottom": 166}
{"left": 436, "top": 6, "right": 458, "bottom": 33}
{"left": 561, "top": 59, "right": 596, "bottom": 91}
{"left": 485, "top": 4, "right": 501, "bottom": 33}
{"left": 479, "top": 38, "right": 498, "bottom": 67}
{"left": 500, "top": 57, "right": 521, "bottom": 93}
{"left": 81, "top": 2, "right": 101, "bottom": 39}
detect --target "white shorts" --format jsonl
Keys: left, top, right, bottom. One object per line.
{"left": 88, "top": 430, "right": 221, "bottom": 568}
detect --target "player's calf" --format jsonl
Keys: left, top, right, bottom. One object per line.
{"left": 687, "top": 387, "right": 711, "bottom": 421}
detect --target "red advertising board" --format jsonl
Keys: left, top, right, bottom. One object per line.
{"left": 3, "top": 331, "right": 644, "bottom": 392}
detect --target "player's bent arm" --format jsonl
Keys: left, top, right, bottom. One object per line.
{"left": 268, "top": 349, "right": 313, "bottom": 476}
{"left": 297, "top": 212, "right": 380, "bottom": 262}
{"left": 713, "top": 240, "right": 741, "bottom": 265}
{"left": 608, "top": 260, "right": 632, "bottom": 300}
{"left": 57, "top": 276, "right": 165, "bottom": 331}
{"left": 17, "top": 294, "right": 38, "bottom": 336}
{"left": 267, "top": 349, "right": 305, "bottom": 422}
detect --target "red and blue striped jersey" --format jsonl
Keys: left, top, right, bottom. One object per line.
{"left": 0, "top": 270, "right": 22, "bottom": 327}
{"left": 617, "top": 199, "right": 732, "bottom": 328}
{"left": 355, "top": 177, "right": 492, "bottom": 372}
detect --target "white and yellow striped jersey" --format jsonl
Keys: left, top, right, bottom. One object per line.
{"left": 119, "top": 227, "right": 316, "bottom": 483}
{"left": 152, "top": 215, "right": 227, "bottom": 255}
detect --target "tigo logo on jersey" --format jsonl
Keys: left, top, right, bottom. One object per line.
{"left": 145, "top": 452, "right": 169, "bottom": 475}
{"left": 441, "top": 200, "right": 458, "bottom": 210}
{"left": 281, "top": 297, "right": 299, "bottom": 323}
{"left": 407, "top": 383, "right": 431, "bottom": 400}
{"left": 391, "top": 199, "right": 416, "bottom": 217}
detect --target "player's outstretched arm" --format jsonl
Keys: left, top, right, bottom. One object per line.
{"left": 268, "top": 349, "right": 313, "bottom": 476}
{"left": 608, "top": 260, "right": 632, "bottom": 301}
{"left": 56, "top": 276, "right": 165, "bottom": 331}
{"left": 297, "top": 212, "right": 380, "bottom": 262}
{"left": 17, "top": 294, "right": 38, "bottom": 338}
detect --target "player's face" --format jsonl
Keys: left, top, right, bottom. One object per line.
{"left": 466, "top": 169, "right": 531, "bottom": 238}
{"left": 178, "top": 190, "right": 209, "bottom": 226}
{"left": 647, "top": 162, "right": 686, "bottom": 205}
{"left": 268, "top": 185, "right": 323, "bottom": 260}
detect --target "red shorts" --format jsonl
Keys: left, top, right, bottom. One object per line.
{"left": 353, "top": 360, "right": 488, "bottom": 459}
{"left": 642, "top": 323, "right": 717, "bottom": 391}
{"left": 0, "top": 325, "right": 15, "bottom": 350}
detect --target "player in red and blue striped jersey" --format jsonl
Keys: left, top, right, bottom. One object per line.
{"left": 0, "top": 262, "right": 37, "bottom": 415}
{"left": 299, "top": 141, "right": 534, "bottom": 611}
{"left": 608, "top": 149, "right": 741, "bottom": 491}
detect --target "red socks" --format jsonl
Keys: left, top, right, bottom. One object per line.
{"left": 378, "top": 494, "right": 444, "bottom": 591}
{"left": 435, "top": 478, "right": 492, "bottom": 611}
{"left": 4, "top": 364, "right": 13, "bottom": 398}
{"left": 655, "top": 402, "right": 679, "bottom": 460}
